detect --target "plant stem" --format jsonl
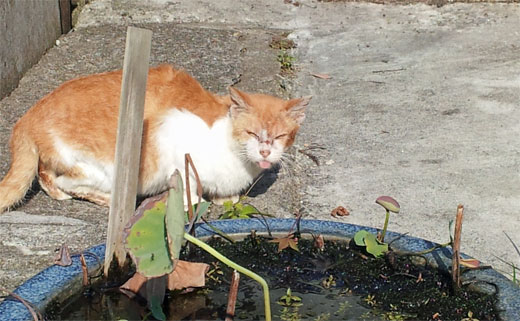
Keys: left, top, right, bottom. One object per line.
{"left": 183, "top": 233, "right": 272, "bottom": 321}
{"left": 0, "top": 287, "right": 43, "bottom": 321}
{"left": 380, "top": 210, "right": 390, "bottom": 242}
{"left": 401, "top": 241, "right": 452, "bottom": 256}
{"left": 200, "top": 217, "right": 236, "bottom": 244}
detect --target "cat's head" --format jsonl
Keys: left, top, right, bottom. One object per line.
{"left": 229, "top": 87, "right": 311, "bottom": 170}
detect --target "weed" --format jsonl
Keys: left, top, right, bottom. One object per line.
{"left": 206, "top": 262, "right": 223, "bottom": 284}
{"left": 461, "top": 311, "right": 479, "bottom": 321}
{"left": 352, "top": 196, "right": 400, "bottom": 258}
{"left": 336, "top": 301, "right": 351, "bottom": 314}
{"left": 279, "top": 307, "right": 302, "bottom": 321}
{"left": 219, "top": 197, "right": 261, "bottom": 219}
{"left": 321, "top": 275, "right": 336, "bottom": 289}
{"left": 503, "top": 231, "right": 520, "bottom": 286}
{"left": 278, "top": 288, "right": 303, "bottom": 307}
{"left": 364, "top": 294, "right": 377, "bottom": 307}
{"left": 278, "top": 49, "right": 296, "bottom": 73}
{"left": 314, "top": 312, "right": 330, "bottom": 321}
{"left": 270, "top": 34, "right": 296, "bottom": 50}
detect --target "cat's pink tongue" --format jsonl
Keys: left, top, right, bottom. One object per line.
{"left": 258, "top": 160, "right": 272, "bottom": 169}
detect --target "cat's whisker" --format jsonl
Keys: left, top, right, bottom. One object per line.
{"left": 277, "top": 153, "right": 298, "bottom": 178}
{"left": 237, "top": 152, "right": 251, "bottom": 163}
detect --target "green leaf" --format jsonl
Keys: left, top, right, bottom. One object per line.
{"left": 277, "top": 288, "right": 302, "bottom": 307}
{"left": 375, "top": 196, "right": 400, "bottom": 213}
{"left": 354, "top": 230, "right": 369, "bottom": 246}
{"left": 193, "top": 201, "right": 211, "bottom": 222}
{"left": 221, "top": 211, "right": 234, "bottom": 219}
{"left": 240, "top": 204, "right": 260, "bottom": 216}
{"left": 223, "top": 200, "right": 234, "bottom": 211}
{"left": 288, "top": 238, "right": 299, "bottom": 252}
{"left": 125, "top": 201, "right": 173, "bottom": 277}
{"left": 145, "top": 276, "right": 167, "bottom": 321}
{"left": 364, "top": 233, "right": 389, "bottom": 258}
{"left": 185, "top": 201, "right": 210, "bottom": 222}
{"left": 149, "top": 295, "right": 166, "bottom": 321}
{"left": 219, "top": 201, "right": 261, "bottom": 219}
{"left": 165, "top": 170, "right": 185, "bottom": 266}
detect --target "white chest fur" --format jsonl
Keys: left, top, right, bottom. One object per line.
{"left": 149, "top": 109, "right": 262, "bottom": 197}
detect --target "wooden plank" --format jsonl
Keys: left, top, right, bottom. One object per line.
{"left": 59, "top": 0, "right": 72, "bottom": 34}
{"left": 105, "top": 26, "right": 152, "bottom": 275}
{"left": 451, "top": 204, "right": 464, "bottom": 289}
{"left": 225, "top": 270, "right": 240, "bottom": 321}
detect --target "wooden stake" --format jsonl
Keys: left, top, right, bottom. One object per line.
{"left": 58, "top": 0, "right": 72, "bottom": 34}
{"left": 80, "top": 254, "right": 89, "bottom": 287}
{"left": 104, "top": 27, "right": 152, "bottom": 275}
{"left": 452, "top": 204, "right": 464, "bottom": 289}
{"left": 184, "top": 153, "right": 203, "bottom": 228}
{"left": 225, "top": 270, "right": 241, "bottom": 321}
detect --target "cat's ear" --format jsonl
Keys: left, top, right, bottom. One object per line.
{"left": 228, "top": 87, "right": 250, "bottom": 118}
{"left": 286, "top": 96, "right": 312, "bottom": 125}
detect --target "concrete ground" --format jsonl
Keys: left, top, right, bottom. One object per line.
{"left": 1, "top": 0, "right": 519, "bottom": 299}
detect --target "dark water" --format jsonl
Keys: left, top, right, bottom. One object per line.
{"left": 57, "top": 282, "right": 376, "bottom": 320}
{"left": 51, "top": 236, "right": 499, "bottom": 321}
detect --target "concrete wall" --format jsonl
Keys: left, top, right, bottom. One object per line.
{"left": 0, "top": 0, "right": 62, "bottom": 99}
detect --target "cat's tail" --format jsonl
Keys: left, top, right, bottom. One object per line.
{"left": 0, "top": 122, "right": 39, "bottom": 213}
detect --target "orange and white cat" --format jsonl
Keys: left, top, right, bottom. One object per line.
{"left": 0, "top": 64, "right": 310, "bottom": 213}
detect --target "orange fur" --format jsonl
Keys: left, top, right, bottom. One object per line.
{"left": 0, "top": 64, "right": 310, "bottom": 212}
{"left": 230, "top": 91, "right": 306, "bottom": 147}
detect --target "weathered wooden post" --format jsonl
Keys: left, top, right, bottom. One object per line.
{"left": 452, "top": 204, "right": 464, "bottom": 289}
{"left": 104, "top": 26, "right": 152, "bottom": 275}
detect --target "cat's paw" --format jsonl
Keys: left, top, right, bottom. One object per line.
{"left": 211, "top": 195, "right": 240, "bottom": 205}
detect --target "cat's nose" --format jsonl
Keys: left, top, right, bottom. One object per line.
{"left": 260, "top": 149, "right": 271, "bottom": 158}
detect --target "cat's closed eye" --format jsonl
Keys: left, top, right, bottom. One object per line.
{"left": 246, "top": 130, "right": 259, "bottom": 139}
{"left": 275, "top": 133, "right": 288, "bottom": 140}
